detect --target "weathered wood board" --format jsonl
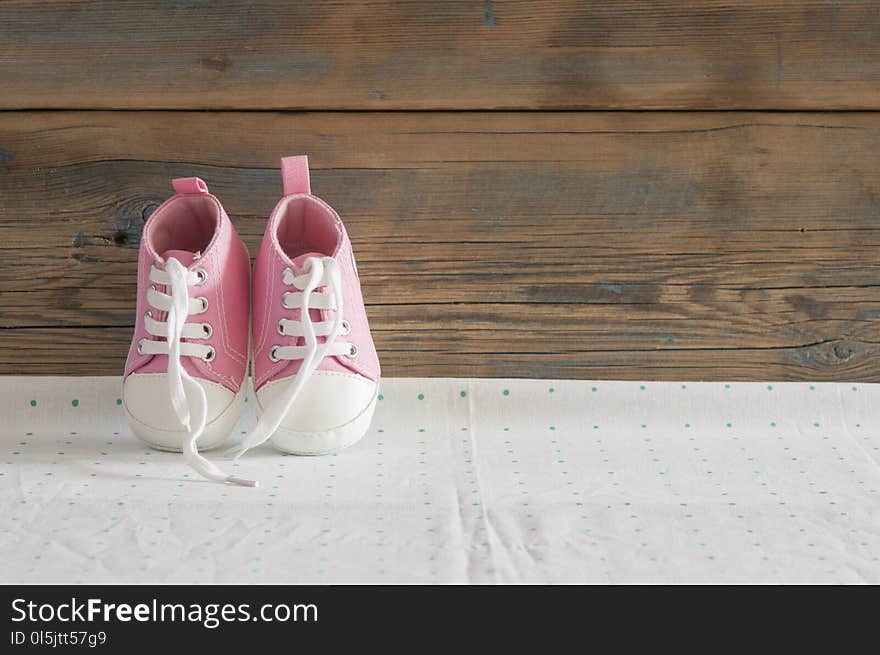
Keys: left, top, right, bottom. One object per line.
{"left": 1, "top": 111, "right": 878, "bottom": 379}
{"left": 2, "top": 1, "right": 880, "bottom": 110}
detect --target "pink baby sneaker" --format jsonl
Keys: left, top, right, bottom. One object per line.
{"left": 232, "top": 156, "right": 380, "bottom": 460}
{"left": 123, "top": 177, "right": 254, "bottom": 486}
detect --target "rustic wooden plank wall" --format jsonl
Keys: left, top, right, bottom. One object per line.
{"left": 3, "top": 1, "right": 880, "bottom": 110}
{"left": 0, "top": 2, "right": 878, "bottom": 380}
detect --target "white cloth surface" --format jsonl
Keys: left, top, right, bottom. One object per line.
{"left": 0, "top": 376, "right": 878, "bottom": 584}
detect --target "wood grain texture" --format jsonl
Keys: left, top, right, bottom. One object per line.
{"left": 1, "top": 111, "right": 879, "bottom": 379}
{"left": 2, "top": 1, "right": 880, "bottom": 110}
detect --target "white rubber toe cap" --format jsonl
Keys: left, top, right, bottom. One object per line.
{"left": 124, "top": 373, "right": 244, "bottom": 452}
{"left": 256, "top": 370, "right": 378, "bottom": 455}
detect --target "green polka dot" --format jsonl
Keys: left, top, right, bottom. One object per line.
{"left": 71, "top": 399, "right": 79, "bottom": 407}
{"left": 29, "top": 400, "right": 36, "bottom": 407}
{"left": 724, "top": 384, "right": 731, "bottom": 389}
{"left": 549, "top": 387, "right": 555, "bottom": 393}
{"left": 852, "top": 386, "right": 858, "bottom": 392}
{"left": 549, "top": 426, "right": 555, "bottom": 430}
{"left": 417, "top": 393, "right": 424, "bottom": 400}
{"left": 771, "top": 421, "right": 777, "bottom": 427}
{"left": 767, "top": 385, "right": 773, "bottom": 391}
{"left": 116, "top": 398, "right": 122, "bottom": 406}
{"left": 502, "top": 389, "right": 509, "bottom": 396}
{"left": 591, "top": 387, "right": 597, "bottom": 392}
{"left": 684, "top": 423, "right": 691, "bottom": 428}
{"left": 378, "top": 394, "right": 384, "bottom": 401}
{"left": 460, "top": 391, "right": 466, "bottom": 398}
{"left": 639, "top": 385, "right": 646, "bottom": 391}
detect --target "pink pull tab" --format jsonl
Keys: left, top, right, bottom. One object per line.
{"left": 280, "top": 155, "right": 311, "bottom": 196}
{"left": 172, "top": 177, "right": 209, "bottom": 195}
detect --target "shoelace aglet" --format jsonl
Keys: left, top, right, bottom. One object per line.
{"left": 226, "top": 476, "right": 258, "bottom": 488}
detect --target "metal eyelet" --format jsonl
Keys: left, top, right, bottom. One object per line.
{"left": 197, "top": 296, "right": 209, "bottom": 312}
{"left": 194, "top": 268, "right": 208, "bottom": 286}
{"left": 281, "top": 268, "right": 293, "bottom": 284}
{"left": 137, "top": 338, "right": 147, "bottom": 355}
{"left": 347, "top": 343, "right": 358, "bottom": 358}
{"left": 203, "top": 346, "right": 216, "bottom": 362}
{"left": 276, "top": 319, "right": 286, "bottom": 336}
{"left": 269, "top": 346, "right": 281, "bottom": 362}
{"left": 144, "top": 310, "right": 153, "bottom": 321}
{"left": 202, "top": 322, "right": 213, "bottom": 338}
{"left": 341, "top": 319, "right": 351, "bottom": 336}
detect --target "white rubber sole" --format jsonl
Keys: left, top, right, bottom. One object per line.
{"left": 125, "top": 380, "right": 247, "bottom": 453}
{"left": 255, "top": 388, "right": 378, "bottom": 455}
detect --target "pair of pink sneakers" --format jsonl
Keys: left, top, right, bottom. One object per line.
{"left": 122, "top": 156, "right": 380, "bottom": 487}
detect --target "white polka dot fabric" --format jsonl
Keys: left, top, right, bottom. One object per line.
{"left": 1, "top": 377, "right": 878, "bottom": 583}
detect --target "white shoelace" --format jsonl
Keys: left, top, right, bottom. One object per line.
{"left": 140, "top": 257, "right": 255, "bottom": 487}
{"left": 227, "top": 256, "right": 353, "bottom": 471}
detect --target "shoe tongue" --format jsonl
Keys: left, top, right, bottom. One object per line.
{"left": 160, "top": 249, "right": 197, "bottom": 268}
{"left": 291, "top": 251, "right": 329, "bottom": 272}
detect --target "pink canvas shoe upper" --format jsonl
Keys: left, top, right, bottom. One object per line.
{"left": 124, "top": 177, "right": 252, "bottom": 485}
{"left": 252, "top": 157, "right": 379, "bottom": 388}
{"left": 125, "top": 177, "right": 250, "bottom": 389}
{"left": 232, "top": 156, "right": 379, "bottom": 457}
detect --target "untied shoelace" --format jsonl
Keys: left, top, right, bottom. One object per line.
{"left": 227, "top": 256, "right": 351, "bottom": 467}
{"left": 141, "top": 257, "right": 255, "bottom": 487}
